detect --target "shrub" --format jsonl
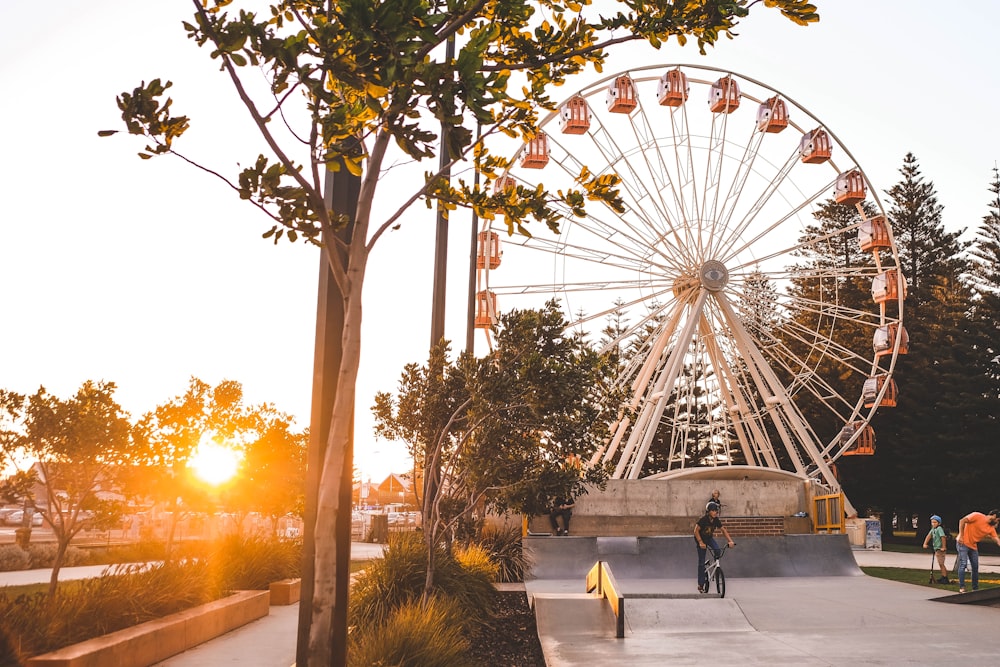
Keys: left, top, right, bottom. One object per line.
{"left": 0, "top": 622, "right": 24, "bottom": 667}
{"left": 453, "top": 542, "right": 496, "bottom": 582}
{"left": 351, "top": 532, "right": 427, "bottom": 628}
{"left": 0, "top": 561, "right": 227, "bottom": 658}
{"left": 211, "top": 534, "right": 301, "bottom": 590}
{"left": 472, "top": 525, "right": 526, "bottom": 583}
{"left": 351, "top": 532, "right": 495, "bottom": 635}
{"left": 348, "top": 597, "right": 469, "bottom": 667}
{"left": 430, "top": 547, "right": 496, "bottom": 633}
{"left": 25, "top": 544, "right": 89, "bottom": 569}
{"left": 0, "top": 546, "right": 30, "bottom": 573}
{"left": 80, "top": 539, "right": 170, "bottom": 566}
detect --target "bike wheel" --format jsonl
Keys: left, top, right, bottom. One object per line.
{"left": 715, "top": 568, "right": 726, "bottom": 598}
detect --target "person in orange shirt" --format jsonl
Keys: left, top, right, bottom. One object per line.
{"left": 956, "top": 509, "right": 1000, "bottom": 593}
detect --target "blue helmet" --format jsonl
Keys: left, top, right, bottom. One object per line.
{"left": 706, "top": 502, "right": 720, "bottom": 512}
{"left": 930, "top": 515, "right": 941, "bottom": 523}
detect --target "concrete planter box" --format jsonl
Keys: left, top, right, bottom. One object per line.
{"left": 268, "top": 578, "right": 301, "bottom": 605}
{"left": 26, "top": 590, "right": 269, "bottom": 667}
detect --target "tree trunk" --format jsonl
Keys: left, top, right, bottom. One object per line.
{"left": 307, "top": 268, "right": 365, "bottom": 664}
{"left": 302, "top": 129, "right": 384, "bottom": 665}
{"left": 47, "top": 537, "right": 70, "bottom": 598}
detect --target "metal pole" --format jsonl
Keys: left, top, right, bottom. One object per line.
{"left": 465, "top": 124, "right": 481, "bottom": 355}
{"left": 426, "top": 35, "right": 456, "bottom": 513}
{"left": 429, "top": 36, "right": 456, "bottom": 350}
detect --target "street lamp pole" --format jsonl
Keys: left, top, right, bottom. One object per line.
{"left": 429, "top": 36, "right": 456, "bottom": 350}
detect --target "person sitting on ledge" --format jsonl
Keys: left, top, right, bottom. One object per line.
{"left": 549, "top": 496, "right": 575, "bottom": 536}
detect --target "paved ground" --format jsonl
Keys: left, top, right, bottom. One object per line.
{"left": 528, "top": 539, "right": 1000, "bottom": 666}
{"left": 4, "top": 541, "right": 1000, "bottom": 666}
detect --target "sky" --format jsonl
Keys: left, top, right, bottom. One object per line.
{"left": 1, "top": 1, "right": 998, "bottom": 484}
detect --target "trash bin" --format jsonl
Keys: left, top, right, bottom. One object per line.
{"left": 371, "top": 514, "right": 389, "bottom": 544}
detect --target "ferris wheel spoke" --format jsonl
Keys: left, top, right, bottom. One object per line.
{"left": 500, "top": 218, "right": 680, "bottom": 277}
{"left": 707, "top": 125, "right": 770, "bottom": 260}
{"left": 718, "top": 175, "right": 837, "bottom": 265}
{"left": 710, "top": 148, "right": 800, "bottom": 261}
{"left": 582, "top": 118, "right": 675, "bottom": 236}
{"left": 539, "top": 132, "right": 692, "bottom": 271}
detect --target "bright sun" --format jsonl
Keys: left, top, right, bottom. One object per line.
{"left": 188, "top": 440, "right": 241, "bottom": 485}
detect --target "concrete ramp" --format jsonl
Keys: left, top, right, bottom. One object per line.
{"left": 534, "top": 595, "right": 754, "bottom": 639}
{"left": 620, "top": 598, "right": 754, "bottom": 634}
{"left": 525, "top": 534, "right": 860, "bottom": 581}
{"left": 532, "top": 595, "right": 617, "bottom": 638}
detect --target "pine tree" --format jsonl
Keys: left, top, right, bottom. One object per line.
{"left": 968, "top": 167, "right": 1000, "bottom": 396}
{"left": 844, "top": 154, "right": 974, "bottom": 533}
{"left": 884, "top": 153, "right": 967, "bottom": 319}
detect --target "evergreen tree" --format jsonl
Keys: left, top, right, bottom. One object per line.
{"left": 782, "top": 199, "right": 876, "bottom": 446}
{"left": 884, "top": 153, "right": 967, "bottom": 319}
{"left": 843, "top": 155, "right": 974, "bottom": 536}
{"left": 958, "top": 168, "right": 1000, "bottom": 511}
{"left": 968, "top": 167, "right": 1000, "bottom": 397}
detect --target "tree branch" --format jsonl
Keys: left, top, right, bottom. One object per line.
{"left": 190, "top": 0, "right": 328, "bottom": 228}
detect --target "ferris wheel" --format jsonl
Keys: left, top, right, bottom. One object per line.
{"left": 476, "top": 65, "right": 908, "bottom": 497}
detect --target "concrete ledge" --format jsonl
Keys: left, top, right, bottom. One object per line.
{"left": 26, "top": 590, "right": 269, "bottom": 667}
{"left": 268, "top": 578, "right": 301, "bottom": 605}
{"left": 527, "top": 515, "right": 813, "bottom": 537}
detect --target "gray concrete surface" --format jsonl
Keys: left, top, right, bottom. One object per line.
{"left": 528, "top": 540, "right": 1000, "bottom": 666}
{"left": 524, "top": 534, "right": 861, "bottom": 580}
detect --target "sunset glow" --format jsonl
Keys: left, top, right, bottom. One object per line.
{"left": 188, "top": 440, "right": 241, "bottom": 485}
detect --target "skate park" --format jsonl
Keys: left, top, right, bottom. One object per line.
{"left": 522, "top": 475, "right": 1000, "bottom": 666}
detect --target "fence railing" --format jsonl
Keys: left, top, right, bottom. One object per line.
{"left": 813, "top": 492, "right": 845, "bottom": 533}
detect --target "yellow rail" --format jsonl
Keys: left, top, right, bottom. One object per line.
{"left": 813, "top": 492, "right": 845, "bottom": 533}
{"left": 585, "top": 560, "right": 625, "bottom": 638}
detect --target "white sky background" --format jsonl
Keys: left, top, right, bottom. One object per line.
{"left": 0, "top": 1, "right": 997, "bottom": 483}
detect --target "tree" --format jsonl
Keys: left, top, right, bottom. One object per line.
{"left": 842, "top": 155, "right": 975, "bottom": 536}
{"left": 884, "top": 153, "right": 967, "bottom": 320}
{"left": 0, "top": 391, "right": 37, "bottom": 510}
{"left": 968, "top": 167, "right": 1000, "bottom": 398}
{"left": 225, "top": 414, "right": 308, "bottom": 532}
{"left": 107, "top": 0, "right": 820, "bottom": 661}
{"left": 3, "top": 381, "right": 135, "bottom": 596}
{"left": 374, "top": 303, "right": 612, "bottom": 597}
{"left": 131, "top": 377, "right": 259, "bottom": 557}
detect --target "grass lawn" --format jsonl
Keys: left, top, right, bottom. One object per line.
{"left": 861, "top": 566, "right": 1000, "bottom": 592}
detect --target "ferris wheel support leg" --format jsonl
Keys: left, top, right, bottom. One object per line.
{"left": 627, "top": 291, "right": 709, "bottom": 478}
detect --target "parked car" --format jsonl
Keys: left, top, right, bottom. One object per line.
{"left": 4, "top": 510, "right": 43, "bottom": 527}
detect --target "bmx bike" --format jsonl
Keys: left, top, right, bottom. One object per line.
{"left": 700, "top": 543, "right": 733, "bottom": 597}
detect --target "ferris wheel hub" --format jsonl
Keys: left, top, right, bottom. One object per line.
{"left": 700, "top": 260, "right": 729, "bottom": 291}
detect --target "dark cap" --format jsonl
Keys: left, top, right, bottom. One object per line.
{"left": 706, "top": 501, "right": 720, "bottom": 512}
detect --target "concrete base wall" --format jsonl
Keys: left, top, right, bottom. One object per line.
{"left": 526, "top": 478, "right": 814, "bottom": 537}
